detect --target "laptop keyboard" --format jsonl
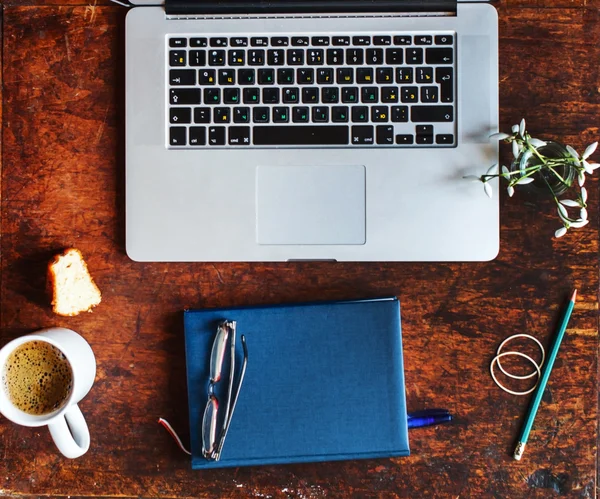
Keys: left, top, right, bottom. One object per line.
{"left": 167, "top": 33, "right": 456, "bottom": 148}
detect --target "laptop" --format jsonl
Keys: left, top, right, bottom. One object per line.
{"left": 125, "top": 0, "right": 499, "bottom": 262}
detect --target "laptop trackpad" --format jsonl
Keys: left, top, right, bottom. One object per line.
{"left": 256, "top": 165, "right": 366, "bottom": 245}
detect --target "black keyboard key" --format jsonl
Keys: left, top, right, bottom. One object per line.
{"left": 357, "top": 68, "right": 374, "bottom": 84}
{"left": 317, "top": 68, "right": 334, "bottom": 84}
{"left": 223, "top": 88, "right": 240, "bottom": 104}
{"left": 381, "top": 86, "right": 399, "bottom": 103}
{"left": 253, "top": 107, "right": 270, "bottom": 123}
{"left": 170, "top": 126, "right": 186, "bottom": 146}
{"left": 427, "top": 47, "right": 453, "bottom": 65}
{"left": 254, "top": 126, "right": 348, "bottom": 145}
{"left": 311, "top": 36, "right": 330, "bottom": 46}
{"left": 292, "top": 36, "right": 309, "bottom": 46}
{"left": 204, "top": 88, "right": 221, "bottom": 104}
{"left": 385, "top": 48, "right": 403, "bottom": 65}
{"left": 401, "top": 86, "right": 418, "bottom": 103}
{"left": 411, "top": 106, "right": 454, "bottom": 122}
{"left": 273, "top": 106, "right": 290, "bottom": 123}
{"left": 337, "top": 68, "right": 354, "bottom": 84}
{"left": 258, "top": 68, "right": 275, "bottom": 84}
{"left": 302, "top": 87, "right": 319, "bottom": 103}
{"left": 416, "top": 67, "right": 434, "bottom": 83}
{"left": 421, "top": 86, "right": 438, "bottom": 103}
{"left": 415, "top": 35, "right": 433, "bottom": 45}
{"left": 377, "top": 125, "right": 394, "bottom": 144}
{"left": 214, "top": 107, "right": 231, "bottom": 123}
{"left": 234, "top": 107, "right": 250, "bottom": 123}
{"left": 361, "top": 87, "right": 378, "bottom": 103}
{"left": 208, "top": 126, "right": 226, "bottom": 145}
{"left": 268, "top": 49, "right": 285, "bottom": 66}
{"left": 322, "top": 87, "right": 339, "bottom": 103}
{"left": 366, "top": 48, "right": 384, "bottom": 65}
{"left": 396, "top": 67, "right": 413, "bottom": 84}
{"left": 416, "top": 135, "right": 434, "bottom": 144}
{"left": 308, "top": 49, "right": 324, "bottom": 65}
{"left": 231, "top": 37, "right": 248, "bottom": 47}
{"left": 209, "top": 50, "right": 225, "bottom": 66}
{"left": 229, "top": 126, "right": 251, "bottom": 145}
{"left": 436, "top": 134, "right": 454, "bottom": 144}
{"left": 189, "top": 50, "right": 206, "bottom": 67}
{"left": 332, "top": 106, "right": 349, "bottom": 122}
{"left": 297, "top": 68, "right": 314, "bottom": 84}
{"left": 170, "top": 50, "right": 186, "bottom": 66}
{"left": 170, "top": 38, "right": 187, "bottom": 47}
{"left": 287, "top": 49, "right": 305, "bottom": 65}
{"left": 262, "top": 88, "right": 280, "bottom": 103}
{"left": 292, "top": 106, "right": 310, "bottom": 123}
{"left": 327, "top": 49, "right": 344, "bottom": 65}
{"left": 436, "top": 67, "right": 454, "bottom": 102}
{"left": 346, "top": 49, "right": 363, "bottom": 65}
{"left": 332, "top": 36, "right": 350, "bottom": 46}
{"left": 394, "top": 35, "right": 411, "bottom": 45}
{"left": 373, "top": 36, "right": 392, "bottom": 46}
{"left": 352, "top": 36, "right": 370, "bottom": 46}
{"left": 251, "top": 37, "right": 268, "bottom": 47}
{"left": 170, "top": 107, "right": 191, "bottom": 124}
{"left": 228, "top": 50, "right": 245, "bottom": 66}
{"left": 190, "top": 38, "right": 208, "bottom": 47}
{"left": 392, "top": 106, "right": 408, "bottom": 122}
{"left": 238, "top": 68, "right": 255, "bottom": 85}
{"left": 194, "top": 107, "right": 211, "bottom": 123}
{"left": 312, "top": 107, "right": 329, "bottom": 122}
{"left": 170, "top": 88, "right": 201, "bottom": 105}
{"left": 243, "top": 87, "right": 260, "bottom": 104}
{"left": 376, "top": 68, "right": 394, "bottom": 84}
{"left": 199, "top": 69, "right": 216, "bottom": 85}
{"left": 406, "top": 48, "right": 423, "bottom": 64}
{"left": 416, "top": 125, "right": 433, "bottom": 136}
{"left": 271, "top": 36, "right": 289, "bottom": 47}
{"left": 170, "top": 69, "right": 196, "bottom": 86}
{"left": 351, "top": 125, "right": 374, "bottom": 145}
{"left": 210, "top": 37, "right": 228, "bottom": 47}
{"left": 396, "top": 134, "right": 414, "bottom": 145}
{"left": 189, "top": 126, "right": 206, "bottom": 146}
{"left": 371, "top": 106, "right": 389, "bottom": 122}
{"left": 351, "top": 106, "right": 369, "bottom": 123}
{"left": 435, "top": 35, "right": 454, "bottom": 45}
{"left": 283, "top": 87, "right": 300, "bottom": 103}
{"left": 219, "top": 69, "right": 236, "bottom": 85}
{"left": 342, "top": 87, "right": 359, "bottom": 103}
{"left": 278, "top": 68, "right": 295, "bottom": 84}
{"left": 248, "top": 50, "right": 265, "bottom": 65}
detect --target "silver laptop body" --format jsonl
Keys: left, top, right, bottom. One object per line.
{"left": 126, "top": 0, "right": 499, "bottom": 261}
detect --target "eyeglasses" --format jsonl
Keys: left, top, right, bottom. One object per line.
{"left": 202, "top": 320, "right": 248, "bottom": 461}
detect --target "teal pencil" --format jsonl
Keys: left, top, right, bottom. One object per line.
{"left": 513, "top": 289, "right": 577, "bottom": 460}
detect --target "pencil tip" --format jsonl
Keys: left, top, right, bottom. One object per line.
{"left": 571, "top": 289, "right": 578, "bottom": 302}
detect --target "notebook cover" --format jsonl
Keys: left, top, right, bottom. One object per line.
{"left": 183, "top": 297, "right": 409, "bottom": 469}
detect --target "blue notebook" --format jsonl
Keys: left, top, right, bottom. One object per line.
{"left": 183, "top": 297, "right": 409, "bottom": 469}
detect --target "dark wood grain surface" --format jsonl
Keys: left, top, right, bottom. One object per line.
{"left": 1, "top": 1, "right": 599, "bottom": 498}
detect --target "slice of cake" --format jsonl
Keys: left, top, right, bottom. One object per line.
{"left": 48, "top": 248, "right": 102, "bottom": 317}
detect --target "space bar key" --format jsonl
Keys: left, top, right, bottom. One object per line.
{"left": 253, "top": 126, "right": 349, "bottom": 145}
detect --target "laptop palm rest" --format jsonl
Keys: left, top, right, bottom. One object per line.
{"left": 256, "top": 165, "right": 366, "bottom": 245}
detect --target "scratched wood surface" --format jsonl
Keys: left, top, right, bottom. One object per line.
{"left": 0, "top": 2, "right": 599, "bottom": 498}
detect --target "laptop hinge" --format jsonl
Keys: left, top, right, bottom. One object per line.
{"left": 165, "top": 1, "right": 457, "bottom": 16}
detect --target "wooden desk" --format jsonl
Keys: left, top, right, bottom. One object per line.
{"left": 1, "top": 1, "right": 598, "bottom": 497}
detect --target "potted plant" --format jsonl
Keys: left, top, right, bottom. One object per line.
{"left": 466, "top": 119, "right": 598, "bottom": 238}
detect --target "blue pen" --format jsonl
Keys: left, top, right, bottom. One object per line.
{"left": 407, "top": 409, "right": 453, "bottom": 429}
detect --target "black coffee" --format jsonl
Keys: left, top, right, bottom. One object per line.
{"left": 2, "top": 341, "right": 72, "bottom": 415}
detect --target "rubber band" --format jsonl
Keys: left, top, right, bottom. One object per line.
{"left": 158, "top": 418, "right": 191, "bottom": 456}
{"left": 490, "top": 351, "right": 541, "bottom": 396}
{"left": 496, "top": 333, "right": 545, "bottom": 380}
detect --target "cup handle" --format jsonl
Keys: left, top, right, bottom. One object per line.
{"left": 47, "top": 404, "right": 90, "bottom": 459}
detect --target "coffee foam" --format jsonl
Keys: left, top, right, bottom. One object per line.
{"left": 2, "top": 340, "right": 73, "bottom": 415}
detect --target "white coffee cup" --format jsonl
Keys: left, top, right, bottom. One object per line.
{"left": 0, "top": 327, "right": 96, "bottom": 458}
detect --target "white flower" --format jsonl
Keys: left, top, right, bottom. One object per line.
{"left": 516, "top": 176, "right": 535, "bottom": 185}
{"left": 529, "top": 138, "right": 547, "bottom": 148}
{"left": 560, "top": 199, "right": 580, "bottom": 207}
{"left": 578, "top": 171, "right": 586, "bottom": 186}
{"left": 501, "top": 165, "right": 510, "bottom": 179}
{"left": 507, "top": 185, "right": 515, "bottom": 197}
{"left": 580, "top": 208, "right": 588, "bottom": 220}
{"left": 571, "top": 219, "right": 589, "bottom": 228}
{"left": 463, "top": 175, "right": 481, "bottom": 181}
{"left": 512, "top": 140, "right": 520, "bottom": 159}
{"left": 490, "top": 132, "right": 511, "bottom": 141}
{"left": 486, "top": 164, "right": 498, "bottom": 176}
{"left": 484, "top": 182, "right": 493, "bottom": 198}
{"left": 519, "top": 118, "right": 526, "bottom": 136}
{"left": 586, "top": 162, "right": 600, "bottom": 171}
{"left": 582, "top": 160, "right": 594, "bottom": 174}
{"left": 582, "top": 141, "right": 598, "bottom": 160}
{"left": 581, "top": 187, "right": 588, "bottom": 203}
{"left": 512, "top": 124, "right": 519, "bottom": 134}
{"left": 558, "top": 204, "right": 569, "bottom": 219}
{"left": 555, "top": 227, "right": 568, "bottom": 238}
{"left": 566, "top": 145, "right": 581, "bottom": 164}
